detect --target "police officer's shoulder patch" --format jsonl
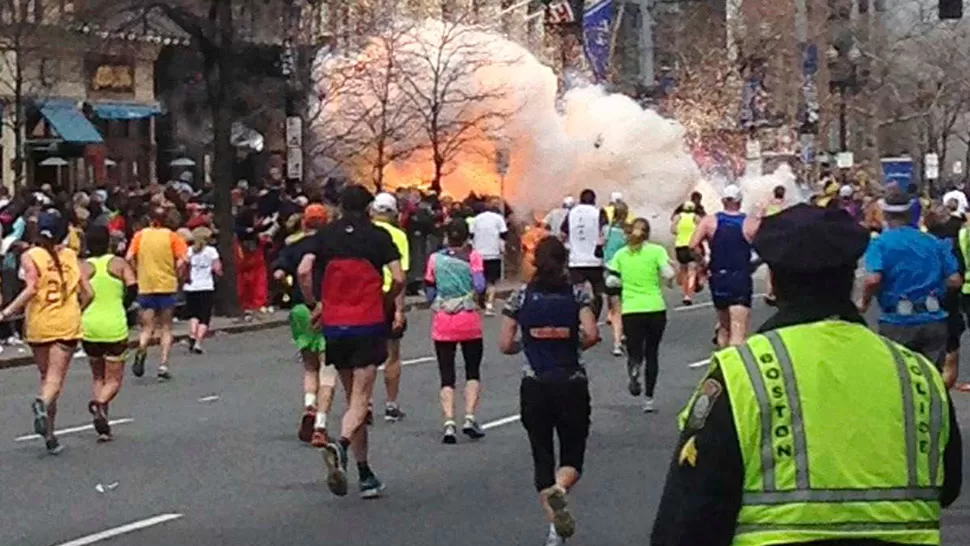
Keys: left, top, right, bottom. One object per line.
{"left": 686, "top": 378, "right": 723, "bottom": 431}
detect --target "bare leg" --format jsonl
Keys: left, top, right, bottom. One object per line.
{"left": 338, "top": 366, "right": 377, "bottom": 456}
{"left": 101, "top": 357, "right": 125, "bottom": 403}
{"left": 138, "top": 309, "right": 155, "bottom": 351}
{"left": 89, "top": 357, "right": 106, "bottom": 402}
{"left": 384, "top": 340, "right": 402, "bottom": 405}
{"left": 728, "top": 305, "right": 750, "bottom": 346}
{"left": 440, "top": 386, "right": 455, "bottom": 421}
{"left": 157, "top": 308, "right": 175, "bottom": 365}
{"left": 464, "top": 380, "right": 481, "bottom": 417}
{"left": 41, "top": 344, "right": 73, "bottom": 437}
{"left": 302, "top": 350, "right": 320, "bottom": 403}
{"left": 188, "top": 318, "right": 199, "bottom": 340}
{"left": 716, "top": 310, "right": 731, "bottom": 349}
{"left": 609, "top": 296, "right": 623, "bottom": 349}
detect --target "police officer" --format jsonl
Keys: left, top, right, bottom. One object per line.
{"left": 652, "top": 204, "right": 962, "bottom": 546}
{"left": 499, "top": 236, "right": 600, "bottom": 546}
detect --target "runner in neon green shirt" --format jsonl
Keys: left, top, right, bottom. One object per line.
{"left": 606, "top": 218, "right": 675, "bottom": 412}
{"left": 372, "top": 192, "right": 409, "bottom": 422}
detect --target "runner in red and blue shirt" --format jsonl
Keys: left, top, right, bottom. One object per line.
{"left": 298, "top": 185, "right": 405, "bottom": 500}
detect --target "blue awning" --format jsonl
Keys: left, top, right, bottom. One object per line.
{"left": 92, "top": 102, "right": 163, "bottom": 120}
{"left": 39, "top": 101, "right": 103, "bottom": 144}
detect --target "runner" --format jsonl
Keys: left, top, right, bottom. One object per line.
{"left": 689, "top": 185, "right": 759, "bottom": 348}
{"left": 273, "top": 204, "right": 336, "bottom": 447}
{"left": 562, "top": 189, "right": 608, "bottom": 320}
{"left": 183, "top": 226, "right": 221, "bottom": 354}
{"left": 80, "top": 225, "right": 137, "bottom": 442}
{"left": 425, "top": 220, "right": 487, "bottom": 443}
{"left": 670, "top": 201, "right": 699, "bottom": 306}
{"left": 127, "top": 206, "right": 188, "bottom": 381}
{"left": 758, "top": 185, "right": 788, "bottom": 306}
{"left": 371, "top": 193, "right": 409, "bottom": 423}
{"left": 602, "top": 201, "right": 629, "bottom": 356}
{"left": 470, "top": 197, "right": 508, "bottom": 316}
{"left": 0, "top": 212, "right": 93, "bottom": 454}
{"left": 297, "top": 185, "right": 404, "bottom": 499}
{"left": 606, "top": 218, "right": 675, "bottom": 412}
{"left": 499, "top": 236, "right": 600, "bottom": 546}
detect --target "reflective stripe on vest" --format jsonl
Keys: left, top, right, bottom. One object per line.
{"left": 713, "top": 321, "right": 948, "bottom": 546}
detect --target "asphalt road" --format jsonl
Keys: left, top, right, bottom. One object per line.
{"left": 3, "top": 285, "right": 970, "bottom": 546}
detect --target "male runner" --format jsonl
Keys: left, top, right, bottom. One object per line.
{"left": 689, "top": 185, "right": 760, "bottom": 347}
{"left": 298, "top": 185, "right": 404, "bottom": 499}
{"left": 562, "top": 189, "right": 608, "bottom": 319}
{"left": 371, "top": 192, "right": 409, "bottom": 422}
{"left": 273, "top": 204, "right": 336, "bottom": 447}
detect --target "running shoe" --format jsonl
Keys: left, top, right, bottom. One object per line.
{"left": 611, "top": 344, "right": 623, "bottom": 357}
{"left": 545, "top": 524, "right": 565, "bottom": 546}
{"left": 541, "top": 486, "right": 575, "bottom": 539}
{"left": 310, "top": 429, "right": 329, "bottom": 448}
{"left": 627, "top": 365, "right": 642, "bottom": 397}
{"left": 188, "top": 338, "right": 197, "bottom": 353}
{"left": 132, "top": 350, "right": 147, "bottom": 378}
{"left": 89, "top": 401, "right": 111, "bottom": 439}
{"left": 359, "top": 474, "right": 386, "bottom": 499}
{"left": 321, "top": 442, "right": 349, "bottom": 496}
{"left": 764, "top": 295, "right": 778, "bottom": 307}
{"left": 642, "top": 397, "right": 656, "bottom": 413}
{"left": 298, "top": 407, "right": 316, "bottom": 443}
{"left": 462, "top": 417, "right": 486, "bottom": 440}
{"left": 157, "top": 365, "right": 172, "bottom": 381}
{"left": 682, "top": 297, "right": 693, "bottom": 306}
{"left": 484, "top": 304, "right": 496, "bottom": 317}
{"left": 384, "top": 404, "right": 406, "bottom": 423}
{"left": 31, "top": 398, "right": 49, "bottom": 436}
{"left": 442, "top": 421, "right": 458, "bottom": 444}
{"left": 45, "top": 437, "right": 64, "bottom": 455}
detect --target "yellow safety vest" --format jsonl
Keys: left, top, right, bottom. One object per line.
{"left": 681, "top": 320, "right": 949, "bottom": 546}
{"left": 959, "top": 227, "right": 970, "bottom": 295}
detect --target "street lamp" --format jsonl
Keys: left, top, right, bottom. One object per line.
{"left": 827, "top": 35, "right": 861, "bottom": 178}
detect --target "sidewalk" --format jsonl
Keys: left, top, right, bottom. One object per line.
{"left": 0, "top": 282, "right": 519, "bottom": 370}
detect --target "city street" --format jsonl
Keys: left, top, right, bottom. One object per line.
{"left": 3, "top": 287, "right": 970, "bottom": 545}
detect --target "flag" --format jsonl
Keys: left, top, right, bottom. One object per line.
{"left": 582, "top": 0, "right": 613, "bottom": 82}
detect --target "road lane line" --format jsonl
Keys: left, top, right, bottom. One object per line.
{"left": 198, "top": 395, "right": 221, "bottom": 402}
{"left": 55, "top": 513, "right": 183, "bottom": 546}
{"left": 482, "top": 414, "right": 521, "bottom": 430}
{"left": 15, "top": 418, "right": 134, "bottom": 442}
{"left": 379, "top": 356, "right": 436, "bottom": 371}
{"left": 688, "top": 358, "right": 712, "bottom": 369}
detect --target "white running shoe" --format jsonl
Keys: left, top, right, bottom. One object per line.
{"left": 544, "top": 523, "right": 565, "bottom": 546}
{"left": 642, "top": 397, "right": 656, "bottom": 413}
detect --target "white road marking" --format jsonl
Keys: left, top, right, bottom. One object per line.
{"left": 55, "top": 513, "right": 183, "bottom": 546}
{"left": 379, "top": 356, "right": 436, "bottom": 371}
{"left": 674, "top": 293, "right": 768, "bottom": 312}
{"left": 198, "top": 395, "right": 221, "bottom": 402}
{"left": 15, "top": 418, "right": 134, "bottom": 442}
{"left": 688, "top": 358, "right": 712, "bottom": 369}
{"left": 482, "top": 414, "right": 521, "bottom": 430}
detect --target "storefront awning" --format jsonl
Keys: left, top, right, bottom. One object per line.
{"left": 39, "top": 101, "right": 103, "bottom": 144}
{"left": 92, "top": 102, "right": 163, "bottom": 120}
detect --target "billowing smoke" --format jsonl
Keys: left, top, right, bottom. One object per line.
{"left": 310, "top": 18, "right": 794, "bottom": 243}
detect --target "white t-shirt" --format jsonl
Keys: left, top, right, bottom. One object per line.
{"left": 943, "top": 190, "right": 968, "bottom": 215}
{"left": 567, "top": 204, "right": 602, "bottom": 268}
{"left": 184, "top": 245, "right": 220, "bottom": 292}
{"left": 471, "top": 211, "right": 508, "bottom": 261}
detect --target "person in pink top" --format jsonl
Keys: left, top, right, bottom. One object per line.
{"left": 425, "top": 220, "right": 487, "bottom": 444}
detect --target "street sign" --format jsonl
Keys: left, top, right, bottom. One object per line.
{"left": 925, "top": 152, "right": 939, "bottom": 179}
{"left": 545, "top": 0, "right": 576, "bottom": 24}
{"left": 286, "top": 116, "right": 302, "bottom": 149}
{"left": 287, "top": 148, "right": 303, "bottom": 180}
{"left": 836, "top": 151, "right": 854, "bottom": 169}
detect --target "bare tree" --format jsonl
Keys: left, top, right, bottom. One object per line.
{"left": 0, "top": 0, "right": 74, "bottom": 189}
{"left": 396, "top": 13, "right": 519, "bottom": 192}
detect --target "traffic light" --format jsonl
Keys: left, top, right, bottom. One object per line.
{"left": 940, "top": 0, "right": 963, "bottom": 19}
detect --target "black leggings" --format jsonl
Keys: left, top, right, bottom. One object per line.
{"left": 434, "top": 339, "right": 484, "bottom": 388}
{"left": 622, "top": 311, "right": 667, "bottom": 397}
{"left": 520, "top": 376, "right": 591, "bottom": 491}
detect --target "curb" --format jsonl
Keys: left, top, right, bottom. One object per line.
{"left": 0, "top": 289, "right": 515, "bottom": 371}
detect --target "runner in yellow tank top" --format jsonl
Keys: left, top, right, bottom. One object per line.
{"left": 81, "top": 226, "right": 137, "bottom": 442}
{"left": 757, "top": 185, "right": 789, "bottom": 306}
{"left": 670, "top": 202, "right": 699, "bottom": 305}
{"left": 0, "top": 213, "right": 93, "bottom": 454}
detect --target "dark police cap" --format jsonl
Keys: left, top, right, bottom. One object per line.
{"left": 752, "top": 203, "right": 869, "bottom": 273}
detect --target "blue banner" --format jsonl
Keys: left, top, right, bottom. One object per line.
{"left": 583, "top": 0, "right": 613, "bottom": 82}
{"left": 881, "top": 157, "right": 914, "bottom": 189}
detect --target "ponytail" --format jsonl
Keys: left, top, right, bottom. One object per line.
{"left": 40, "top": 236, "right": 67, "bottom": 299}
{"left": 531, "top": 237, "right": 568, "bottom": 290}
